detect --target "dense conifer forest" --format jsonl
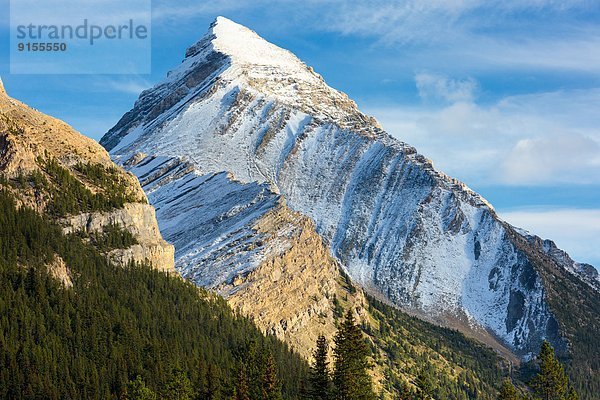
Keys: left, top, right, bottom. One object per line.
{"left": 0, "top": 157, "right": 585, "bottom": 400}
{"left": 366, "top": 296, "right": 505, "bottom": 399}
{"left": 15, "top": 156, "right": 144, "bottom": 217}
{"left": 0, "top": 189, "right": 308, "bottom": 399}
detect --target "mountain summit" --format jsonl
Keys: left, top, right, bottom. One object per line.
{"left": 101, "top": 17, "right": 599, "bottom": 395}
{"left": 101, "top": 16, "right": 380, "bottom": 152}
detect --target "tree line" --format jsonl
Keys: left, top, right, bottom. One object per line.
{"left": 303, "top": 313, "right": 580, "bottom": 400}
{"left": 111, "top": 306, "right": 583, "bottom": 400}
{"left": 0, "top": 188, "right": 308, "bottom": 399}
{"left": 0, "top": 154, "right": 585, "bottom": 400}
{"left": 498, "top": 341, "right": 579, "bottom": 400}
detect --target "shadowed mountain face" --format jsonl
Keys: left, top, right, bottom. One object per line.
{"left": 101, "top": 16, "right": 598, "bottom": 366}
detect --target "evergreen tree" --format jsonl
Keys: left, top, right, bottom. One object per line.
{"left": 233, "top": 365, "right": 250, "bottom": 400}
{"left": 414, "top": 372, "right": 434, "bottom": 400}
{"left": 262, "top": 353, "right": 283, "bottom": 400}
{"left": 162, "top": 369, "right": 194, "bottom": 400}
{"left": 242, "top": 341, "right": 265, "bottom": 399}
{"left": 566, "top": 387, "right": 579, "bottom": 400}
{"left": 333, "top": 310, "right": 375, "bottom": 400}
{"left": 205, "top": 364, "right": 222, "bottom": 400}
{"left": 530, "top": 341, "right": 568, "bottom": 400}
{"left": 309, "top": 335, "right": 331, "bottom": 400}
{"left": 498, "top": 380, "right": 521, "bottom": 400}
{"left": 493, "top": 341, "right": 582, "bottom": 400}
{"left": 126, "top": 376, "right": 157, "bottom": 400}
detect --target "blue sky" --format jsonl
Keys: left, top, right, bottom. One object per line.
{"left": 1, "top": 0, "right": 599, "bottom": 265}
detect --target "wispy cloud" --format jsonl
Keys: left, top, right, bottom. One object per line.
{"left": 366, "top": 86, "right": 600, "bottom": 186}
{"left": 316, "top": 0, "right": 597, "bottom": 39}
{"left": 502, "top": 134, "right": 600, "bottom": 185}
{"left": 140, "top": 0, "right": 600, "bottom": 75}
{"left": 303, "top": 0, "right": 600, "bottom": 74}
{"left": 105, "top": 79, "right": 152, "bottom": 95}
{"left": 499, "top": 208, "right": 600, "bottom": 266}
{"left": 460, "top": 34, "right": 600, "bottom": 73}
{"left": 415, "top": 73, "right": 478, "bottom": 103}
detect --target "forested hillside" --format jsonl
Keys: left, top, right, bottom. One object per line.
{"left": 0, "top": 83, "right": 588, "bottom": 399}
{"left": 0, "top": 141, "right": 585, "bottom": 400}
{"left": 0, "top": 188, "right": 308, "bottom": 399}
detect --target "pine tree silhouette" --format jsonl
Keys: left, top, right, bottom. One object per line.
{"left": 333, "top": 310, "right": 374, "bottom": 400}
{"left": 234, "top": 365, "right": 250, "bottom": 400}
{"left": 531, "top": 341, "right": 568, "bottom": 400}
{"left": 262, "top": 353, "right": 282, "bottom": 400}
{"left": 309, "top": 334, "right": 331, "bottom": 400}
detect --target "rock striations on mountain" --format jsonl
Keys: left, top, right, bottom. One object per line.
{"left": 101, "top": 17, "right": 598, "bottom": 365}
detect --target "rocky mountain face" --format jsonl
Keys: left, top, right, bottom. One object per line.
{"left": 0, "top": 83, "right": 174, "bottom": 273}
{"left": 61, "top": 203, "right": 174, "bottom": 272}
{"left": 516, "top": 229, "right": 600, "bottom": 291}
{"left": 101, "top": 16, "right": 598, "bottom": 368}
{"left": 123, "top": 154, "right": 368, "bottom": 361}
{"left": 121, "top": 153, "right": 510, "bottom": 397}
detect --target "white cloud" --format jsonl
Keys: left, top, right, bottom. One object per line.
{"left": 105, "top": 79, "right": 151, "bottom": 95}
{"left": 415, "top": 73, "right": 478, "bottom": 103}
{"left": 320, "top": 0, "right": 470, "bottom": 44}
{"left": 499, "top": 208, "right": 600, "bottom": 266}
{"left": 502, "top": 135, "right": 600, "bottom": 184}
{"left": 301, "top": 0, "right": 600, "bottom": 74}
{"left": 317, "top": 0, "right": 596, "bottom": 42}
{"left": 497, "top": 89, "right": 600, "bottom": 129}
{"left": 365, "top": 86, "right": 600, "bottom": 186}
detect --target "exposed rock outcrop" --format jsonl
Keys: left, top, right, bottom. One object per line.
{"left": 518, "top": 229, "right": 600, "bottom": 291}
{"left": 221, "top": 204, "right": 368, "bottom": 359}
{"left": 0, "top": 80, "right": 175, "bottom": 274}
{"left": 61, "top": 203, "right": 174, "bottom": 271}
{"left": 47, "top": 255, "right": 73, "bottom": 288}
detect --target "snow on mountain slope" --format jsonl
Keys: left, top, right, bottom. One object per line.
{"left": 126, "top": 154, "right": 280, "bottom": 286}
{"left": 101, "top": 17, "right": 596, "bottom": 359}
{"left": 124, "top": 153, "right": 374, "bottom": 363}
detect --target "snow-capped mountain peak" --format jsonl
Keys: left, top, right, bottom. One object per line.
{"left": 205, "top": 16, "right": 314, "bottom": 78}
{"left": 101, "top": 17, "right": 599, "bottom": 361}
{"left": 160, "top": 17, "right": 383, "bottom": 137}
